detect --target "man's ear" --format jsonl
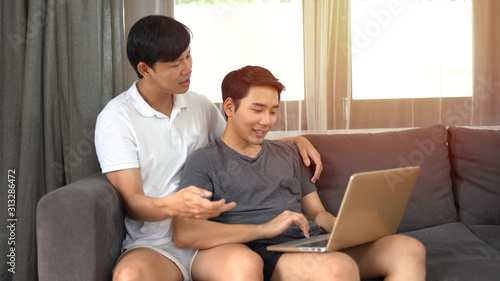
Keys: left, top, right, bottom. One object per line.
{"left": 137, "top": 62, "right": 152, "bottom": 79}
{"left": 223, "top": 98, "right": 235, "bottom": 118}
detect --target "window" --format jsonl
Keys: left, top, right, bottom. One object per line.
{"left": 174, "top": 0, "right": 304, "bottom": 103}
{"left": 350, "top": 0, "right": 473, "bottom": 100}
{"left": 124, "top": 0, "right": 488, "bottom": 131}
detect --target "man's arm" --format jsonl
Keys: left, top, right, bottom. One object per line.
{"left": 106, "top": 169, "right": 235, "bottom": 222}
{"left": 172, "top": 209, "right": 311, "bottom": 249}
{"left": 300, "top": 191, "right": 336, "bottom": 233}
{"left": 277, "top": 136, "right": 323, "bottom": 183}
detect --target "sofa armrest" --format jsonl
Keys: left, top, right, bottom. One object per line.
{"left": 37, "top": 173, "right": 125, "bottom": 281}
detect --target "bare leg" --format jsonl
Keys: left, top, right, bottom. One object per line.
{"left": 113, "top": 247, "right": 183, "bottom": 281}
{"left": 271, "top": 251, "right": 360, "bottom": 281}
{"left": 192, "top": 243, "right": 264, "bottom": 281}
{"left": 343, "top": 234, "right": 426, "bottom": 281}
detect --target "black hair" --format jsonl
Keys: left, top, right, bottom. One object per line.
{"left": 127, "top": 15, "right": 192, "bottom": 79}
{"left": 221, "top": 65, "right": 285, "bottom": 118}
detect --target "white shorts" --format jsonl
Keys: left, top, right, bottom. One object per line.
{"left": 117, "top": 241, "right": 199, "bottom": 281}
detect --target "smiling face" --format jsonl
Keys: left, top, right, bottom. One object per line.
{"left": 146, "top": 46, "right": 193, "bottom": 94}
{"left": 223, "top": 85, "right": 279, "bottom": 153}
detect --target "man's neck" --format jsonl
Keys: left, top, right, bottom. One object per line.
{"left": 136, "top": 80, "right": 174, "bottom": 117}
{"left": 220, "top": 131, "right": 262, "bottom": 158}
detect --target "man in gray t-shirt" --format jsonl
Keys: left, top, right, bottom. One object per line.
{"left": 173, "top": 66, "right": 426, "bottom": 281}
{"left": 179, "top": 138, "right": 324, "bottom": 245}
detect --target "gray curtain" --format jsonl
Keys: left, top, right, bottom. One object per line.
{"left": 0, "top": 0, "right": 124, "bottom": 280}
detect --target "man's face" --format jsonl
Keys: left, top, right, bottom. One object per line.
{"left": 149, "top": 46, "right": 192, "bottom": 94}
{"left": 230, "top": 85, "right": 279, "bottom": 146}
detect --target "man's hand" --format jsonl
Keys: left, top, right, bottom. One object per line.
{"left": 167, "top": 186, "right": 236, "bottom": 219}
{"left": 290, "top": 136, "right": 323, "bottom": 183}
{"left": 260, "top": 210, "right": 310, "bottom": 239}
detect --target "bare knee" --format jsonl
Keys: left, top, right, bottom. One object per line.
{"left": 113, "top": 262, "right": 147, "bottom": 281}
{"left": 405, "top": 236, "right": 426, "bottom": 270}
{"left": 394, "top": 235, "right": 426, "bottom": 262}
{"left": 225, "top": 249, "right": 263, "bottom": 280}
{"left": 410, "top": 237, "right": 426, "bottom": 258}
{"left": 114, "top": 260, "right": 181, "bottom": 281}
{"left": 385, "top": 235, "right": 427, "bottom": 279}
{"left": 324, "top": 253, "right": 360, "bottom": 281}
{"left": 113, "top": 248, "right": 182, "bottom": 281}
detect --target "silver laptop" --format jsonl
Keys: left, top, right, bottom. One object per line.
{"left": 267, "top": 166, "right": 420, "bottom": 253}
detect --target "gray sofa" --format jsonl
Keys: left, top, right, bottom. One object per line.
{"left": 37, "top": 124, "right": 500, "bottom": 281}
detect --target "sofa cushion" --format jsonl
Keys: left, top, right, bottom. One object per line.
{"left": 448, "top": 126, "right": 500, "bottom": 225}
{"left": 467, "top": 225, "right": 500, "bottom": 251}
{"left": 403, "top": 222, "right": 500, "bottom": 281}
{"left": 305, "top": 124, "right": 457, "bottom": 232}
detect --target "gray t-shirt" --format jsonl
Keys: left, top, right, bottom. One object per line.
{"left": 179, "top": 138, "right": 323, "bottom": 243}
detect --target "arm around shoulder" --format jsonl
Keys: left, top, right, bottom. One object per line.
{"left": 276, "top": 136, "right": 323, "bottom": 183}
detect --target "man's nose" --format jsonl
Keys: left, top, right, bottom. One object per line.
{"left": 260, "top": 113, "right": 271, "bottom": 125}
{"left": 181, "top": 59, "right": 192, "bottom": 75}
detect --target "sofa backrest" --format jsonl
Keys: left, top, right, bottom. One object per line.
{"left": 448, "top": 126, "right": 500, "bottom": 225}
{"left": 304, "top": 124, "right": 457, "bottom": 232}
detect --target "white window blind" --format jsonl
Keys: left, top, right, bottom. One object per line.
{"left": 351, "top": 0, "right": 473, "bottom": 100}
{"left": 175, "top": 0, "right": 304, "bottom": 103}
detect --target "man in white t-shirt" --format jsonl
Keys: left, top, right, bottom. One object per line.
{"left": 95, "top": 15, "right": 323, "bottom": 281}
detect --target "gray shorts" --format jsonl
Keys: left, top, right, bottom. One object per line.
{"left": 117, "top": 241, "right": 198, "bottom": 281}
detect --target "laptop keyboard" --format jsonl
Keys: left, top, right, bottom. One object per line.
{"left": 298, "top": 239, "right": 328, "bottom": 248}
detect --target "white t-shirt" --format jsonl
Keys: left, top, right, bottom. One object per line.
{"left": 95, "top": 82, "right": 226, "bottom": 250}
